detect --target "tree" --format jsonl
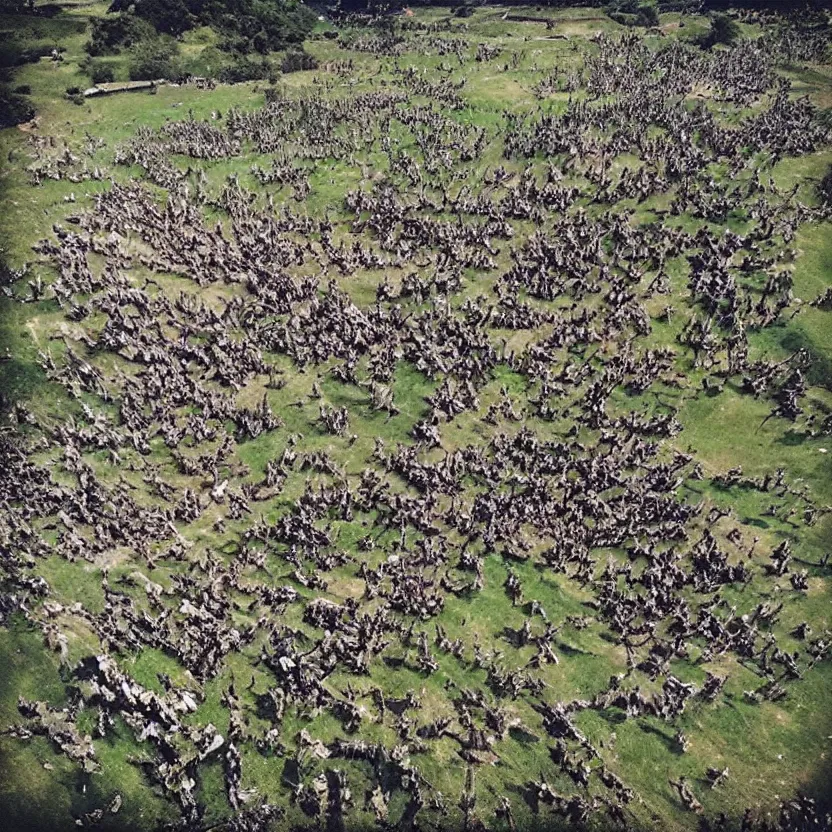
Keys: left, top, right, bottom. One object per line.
{"left": 0, "top": 0, "right": 35, "bottom": 13}
{"left": 704, "top": 12, "right": 740, "bottom": 46}
{"left": 126, "top": 0, "right": 318, "bottom": 52}
{"left": 128, "top": 34, "right": 182, "bottom": 80}
{"left": 0, "top": 87, "right": 34, "bottom": 127}
{"left": 608, "top": 0, "right": 639, "bottom": 11}
{"left": 133, "top": 0, "right": 194, "bottom": 36}
{"left": 86, "top": 13, "right": 156, "bottom": 56}
{"left": 636, "top": 3, "right": 659, "bottom": 26}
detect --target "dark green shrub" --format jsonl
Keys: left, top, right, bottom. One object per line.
{"left": 280, "top": 49, "right": 318, "bottom": 74}
{"left": 64, "top": 87, "right": 86, "bottom": 104}
{"left": 636, "top": 3, "right": 659, "bottom": 26}
{"left": 125, "top": 0, "right": 317, "bottom": 53}
{"left": 217, "top": 53, "right": 271, "bottom": 83}
{"left": 133, "top": 0, "right": 193, "bottom": 37}
{"left": 86, "top": 13, "right": 155, "bottom": 56}
{"left": 0, "top": 44, "right": 59, "bottom": 68}
{"left": 13, "top": 83, "right": 31, "bottom": 94}
{"left": 698, "top": 12, "right": 740, "bottom": 48}
{"left": 264, "top": 85, "right": 280, "bottom": 104}
{"left": 606, "top": 0, "right": 639, "bottom": 13}
{"left": 0, "top": 89, "right": 34, "bottom": 127}
{"left": 90, "top": 62, "right": 115, "bottom": 84}
{"left": 711, "top": 12, "right": 740, "bottom": 44}
{"left": 128, "top": 34, "right": 181, "bottom": 81}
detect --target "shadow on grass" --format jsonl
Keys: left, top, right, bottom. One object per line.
{"left": 743, "top": 516, "right": 771, "bottom": 529}
{"left": 555, "top": 640, "right": 595, "bottom": 657}
{"left": 637, "top": 721, "right": 679, "bottom": 754}
{"left": 805, "top": 754, "right": 832, "bottom": 817}
{"left": 508, "top": 725, "right": 541, "bottom": 745}
{"left": 777, "top": 429, "right": 811, "bottom": 447}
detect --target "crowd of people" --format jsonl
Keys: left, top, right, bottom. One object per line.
{"left": 2, "top": 11, "right": 832, "bottom": 832}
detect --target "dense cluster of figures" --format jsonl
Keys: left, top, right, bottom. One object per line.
{"left": 2, "top": 9, "right": 832, "bottom": 832}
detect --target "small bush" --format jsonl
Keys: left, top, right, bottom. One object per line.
{"left": 0, "top": 44, "right": 58, "bottom": 68}
{"left": 217, "top": 54, "right": 272, "bottom": 83}
{"left": 64, "top": 87, "right": 86, "bottom": 105}
{"left": 0, "top": 89, "right": 35, "bottom": 127}
{"left": 454, "top": 6, "right": 474, "bottom": 17}
{"left": 280, "top": 49, "right": 318, "bottom": 74}
{"left": 13, "top": 83, "right": 31, "bottom": 95}
{"left": 90, "top": 62, "right": 115, "bottom": 85}
{"left": 264, "top": 85, "right": 282, "bottom": 104}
